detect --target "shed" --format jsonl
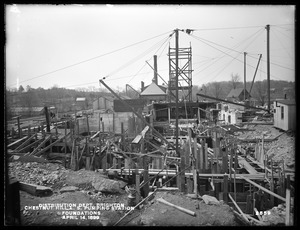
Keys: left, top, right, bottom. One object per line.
{"left": 273, "top": 99, "right": 296, "bottom": 131}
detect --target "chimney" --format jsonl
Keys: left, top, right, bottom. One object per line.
{"left": 141, "top": 81, "right": 145, "bottom": 92}
{"left": 154, "top": 55, "right": 158, "bottom": 84}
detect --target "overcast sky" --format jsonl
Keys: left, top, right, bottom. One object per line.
{"left": 5, "top": 4, "right": 295, "bottom": 92}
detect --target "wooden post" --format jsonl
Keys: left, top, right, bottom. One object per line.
{"left": 222, "top": 146, "right": 228, "bottom": 174}
{"left": 86, "top": 114, "right": 90, "bottom": 135}
{"left": 204, "top": 142, "right": 208, "bottom": 170}
{"left": 77, "top": 119, "right": 80, "bottom": 135}
{"left": 270, "top": 158, "right": 274, "bottom": 207}
{"left": 199, "top": 139, "right": 204, "bottom": 172}
{"left": 135, "top": 164, "right": 140, "bottom": 204}
{"left": 117, "top": 158, "right": 122, "bottom": 169}
{"left": 11, "top": 127, "right": 15, "bottom": 137}
{"left": 254, "top": 141, "right": 258, "bottom": 160}
{"left": 194, "top": 137, "right": 199, "bottom": 170}
{"left": 55, "top": 119, "right": 58, "bottom": 136}
{"left": 229, "top": 148, "right": 233, "bottom": 188}
{"left": 17, "top": 116, "right": 21, "bottom": 138}
{"left": 143, "top": 156, "right": 149, "bottom": 197}
{"left": 187, "top": 177, "right": 193, "bottom": 194}
{"left": 86, "top": 157, "right": 90, "bottom": 170}
{"left": 234, "top": 148, "right": 238, "bottom": 172}
{"left": 180, "top": 148, "right": 185, "bottom": 193}
{"left": 102, "top": 148, "right": 107, "bottom": 172}
{"left": 44, "top": 106, "right": 51, "bottom": 133}
{"left": 121, "top": 122, "right": 124, "bottom": 150}
{"left": 285, "top": 175, "right": 291, "bottom": 226}
{"left": 223, "top": 174, "right": 228, "bottom": 203}
{"left": 246, "top": 195, "right": 252, "bottom": 214}
{"left": 193, "top": 169, "right": 198, "bottom": 195}
{"left": 64, "top": 121, "right": 67, "bottom": 154}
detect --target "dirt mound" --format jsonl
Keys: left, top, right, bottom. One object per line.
{"left": 140, "top": 191, "right": 239, "bottom": 226}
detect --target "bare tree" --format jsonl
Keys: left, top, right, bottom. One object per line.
{"left": 230, "top": 73, "right": 241, "bottom": 89}
{"left": 211, "top": 82, "right": 222, "bottom": 99}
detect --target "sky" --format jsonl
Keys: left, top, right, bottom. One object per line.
{"left": 5, "top": 4, "right": 295, "bottom": 92}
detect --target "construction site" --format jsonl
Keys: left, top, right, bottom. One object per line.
{"left": 5, "top": 28, "right": 296, "bottom": 227}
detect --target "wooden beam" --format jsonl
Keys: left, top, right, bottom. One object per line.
{"left": 242, "top": 176, "right": 286, "bottom": 202}
{"left": 29, "top": 135, "right": 51, "bottom": 155}
{"left": 14, "top": 134, "right": 37, "bottom": 151}
{"left": 16, "top": 138, "right": 43, "bottom": 153}
{"left": 34, "top": 134, "right": 70, "bottom": 156}
{"left": 228, "top": 193, "right": 249, "bottom": 223}
{"left": 132, "top": 126, "right": 150, "bottom": 144}
{"left": 238, "top": 156, "right": 259, "bottom": 174}
{"left": 157, "top": 198, "right": 196, "bottom": 216}
{"left": 7, "top": 136, "right": 28, "bottom": 148}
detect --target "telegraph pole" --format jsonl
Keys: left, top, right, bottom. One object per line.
{"left": 266, "top": 25, "right": 271, "bottom": 112}
{"left": 244, "top": 52, "right": 247, "bottom": 101}
{"left": 175, "top": 29, "right": 179, "bottom": 160}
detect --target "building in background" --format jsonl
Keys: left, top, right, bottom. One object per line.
{"left": 273, "top": 99, "right": 296, "bottom": 131}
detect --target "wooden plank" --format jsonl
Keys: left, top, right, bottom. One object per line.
{"left": 14, "top": 134, "right": 36, "bottom": 151}
{"left": 34, "top": 134, "right": 69, "bottom": 156}
{"left": 157, "top": 198, "right": 196, "bottom": 216}
{"left": 7, "top": 136, "right": 28, "bottom": 148}
{"left": 19, "top": 182, "right": 36, "bottom": 195}
{"left": 132, "top": 126, "right": 149, "bottom": 144}
{"left": 223, "top": 174, "right": 228, "bottom": 203}
{"left": 228, "top": 193, "right": 249, "bottom": 223}
{"left": 238, "top": 156, "right": 259, "bottom": 174}
{"left": 90, "top": 131, "right": 100, "bottom": 140}
{"left": 29, "top": 135, "right": 51, "bottom": 155}
{"left": 204, "top": 142, "right": 208, "bottom": 170}
{"left": 242, "top": 176, "right": 286, "bottom": 202}
{"left": 16, "top": 138, "right": 43, "bottom": 153}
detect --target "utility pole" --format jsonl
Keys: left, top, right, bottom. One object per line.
{"left": 266, "top": 25, "right": 271, "bottom": 112}
{"left": 153, "top": 55, "right": 158, "bottom": 84}
{"left": 175, "top": 29, "right": 179, "bottom": 160}
{"left": 244, "top": 52, "right": 247, "bottom": 101}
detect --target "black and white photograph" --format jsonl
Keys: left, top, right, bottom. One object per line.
{"left": 4, "top": 4, "right": 295, "bottom": 226}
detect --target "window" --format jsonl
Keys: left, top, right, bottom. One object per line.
{"left": 281, "top": 106, "right": 284, "bottom": 119}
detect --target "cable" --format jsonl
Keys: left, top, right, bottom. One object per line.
{"left": 105, "top": 33, "right": 173, "bottom": 80}
{"left": 191, "top": 28, "right": 264, "bottom": 77}
{"left": 271, "top": 27, "right": 293, "bottom": 60}
{"left": 126, "top": 33, "right": 173, "bottom": 85}
{"left": 7, "top": 30, "right": 173, "bottom": 87}
{"left": 192, "top": 28, "right": 265, "bottom": 84}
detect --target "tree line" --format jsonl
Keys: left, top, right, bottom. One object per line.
{"left": 5, "top": 77, "right": 295, "bottom": 120}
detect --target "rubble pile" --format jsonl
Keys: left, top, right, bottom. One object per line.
{"left": 262, "top": 203, "right": 294, "bottom": 226}
{"left": 237, "top": 125, "right": 295, "bottom": 169}
{"left": 8, "top": 161, "right": 68, "bottom": 187}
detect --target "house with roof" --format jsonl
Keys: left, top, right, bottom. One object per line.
{"left": 93, "top": 95, "right": 114, "bottom": 111}
{"left": 75, "top": 97, "right": 88, "bottom": 111}
{"left": 227, "top": 88, "right": 251, "bottom": 102}
{"left": 273, "top": 99, "right": 296, "bottom": 131}
{"left": 140, "top": 79, "right": 167, "bottom": 102}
